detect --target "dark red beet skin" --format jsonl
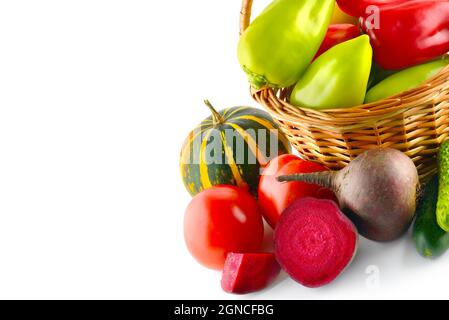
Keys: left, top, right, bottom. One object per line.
{"left": 274, "top": 198, "right": 358, "bottom": 288}
{"left": 221, "top": 253, "right": 281, "bottom": 294}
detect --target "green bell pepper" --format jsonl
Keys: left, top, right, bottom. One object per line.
{"left": 290, "top": 35, "right": 372, "bottom": 110}
{"left": 238, "top": 0, "right": 335, "bottom": 89}
{"left": 365, "top": 59, "right": 449, "bottom": 103}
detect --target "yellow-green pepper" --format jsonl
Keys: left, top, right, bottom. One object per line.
{"left": 238, "top": 0, "right": 335, "bottom": 89}
{"left": 290, "top": 35, "right": 372, "bottom": 110}
{"left": 365, "top": 59, "right": 449, "bottom": 103}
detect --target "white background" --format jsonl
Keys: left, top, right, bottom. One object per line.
{"left": 0, "top": 0, "right": 448, "bottom": 300}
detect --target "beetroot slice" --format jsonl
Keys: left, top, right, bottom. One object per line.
{"left": 221, "top": 253, "right": 281, "bottom": 294}
{"left": 274, "top": 198, "right": 357, "bottom": 288}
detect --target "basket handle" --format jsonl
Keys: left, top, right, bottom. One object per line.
{"left": 240, "top": 0, "right": 253, "bottom": 35}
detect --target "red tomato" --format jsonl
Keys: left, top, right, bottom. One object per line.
{"left": 258, "top": 154, "right": 337, "bottom": 228}
{"left": 184, "top": 185, "right": 264, "bottom": 270}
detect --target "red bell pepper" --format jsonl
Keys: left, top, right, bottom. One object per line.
{"left": 313, "top": 24, "right": 361, "bottom": 60}
{"left": 338, "top": 0, "right": 448, "bottom": 17}
{"left": 337, "top": 0, "right": 407, "bottom": 17}
{"left": 361, "top": 0, "right": 449, "bottom": 70}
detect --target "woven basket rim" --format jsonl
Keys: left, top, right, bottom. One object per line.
{"left": 239, "top": 0, "right": 449, "bottom": 120}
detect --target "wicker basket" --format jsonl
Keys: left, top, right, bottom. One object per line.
{"left": 240, "top": 0, "right": 449, "bottom": 182}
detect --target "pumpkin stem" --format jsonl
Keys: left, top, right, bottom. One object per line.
{"left": 204, "top": 100, "right": 224, "bottom": 125}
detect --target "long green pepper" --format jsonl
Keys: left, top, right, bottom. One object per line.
{"left": 238, "top": 0, "right": 335, "bottom": 89}
{"left": 365, "top": 59, "right": 449, "bottom": 103}
{"left": 290, "top": 35, "right": 372, "bottom": 110}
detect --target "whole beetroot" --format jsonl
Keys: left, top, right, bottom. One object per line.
{"left": 278, "top": 148, "right": 419, "bottom": 241}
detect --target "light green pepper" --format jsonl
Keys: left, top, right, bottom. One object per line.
{"left": 367, "top": 63, "right": 396, "bottom": 90}
{"left": 290, "top": 35, "right": 372, "bottom": 110}
{"left": 238, "top": 0, "right": 335, "bottom": 89}
{"left": 365, "top": 59, "right": 449, "bottom": 103}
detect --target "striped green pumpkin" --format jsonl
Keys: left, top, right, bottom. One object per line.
{"left": 180, "top": 101, "right": 291, "bottom": 196}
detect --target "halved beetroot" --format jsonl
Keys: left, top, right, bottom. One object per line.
{"left": 274, "top": 198, "right": 357, "bottom": 288}
{"left": 221, "top": 253, "right": 281, "bottom": 294}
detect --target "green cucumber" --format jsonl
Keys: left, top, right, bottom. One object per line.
{"left": 413, "top": 176, "right": 449, "bottom": 258}
{"left": 437, "top": 140, "right": 449, "bottom": 231}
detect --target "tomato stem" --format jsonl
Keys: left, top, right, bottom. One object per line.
{"left": 204, "top": 100, "right": 224, "bottom": 125}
